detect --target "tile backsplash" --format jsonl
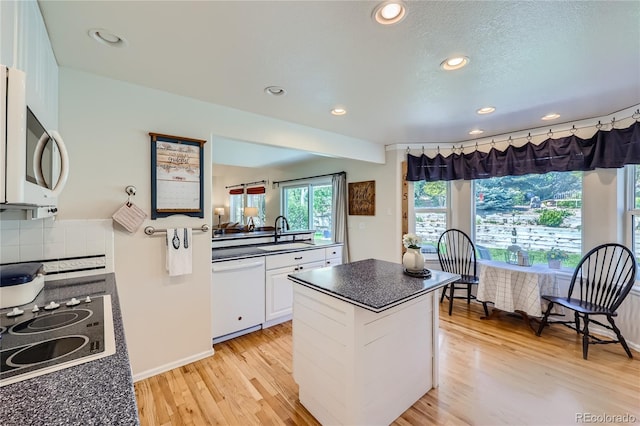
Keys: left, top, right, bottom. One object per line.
{"left": 0, "top": 218, "right": 114, "bottom": 275}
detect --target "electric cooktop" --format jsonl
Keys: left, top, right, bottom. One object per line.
{"left": 0, "top": 294, "right": 115, "bottom": 386}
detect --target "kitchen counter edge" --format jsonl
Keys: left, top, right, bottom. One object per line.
{"left": 212, "top": 241, "right": 343, "bottom": 262}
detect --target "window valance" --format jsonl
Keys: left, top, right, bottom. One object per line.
{"left": 246, "top": 186, "right": 266, "bottom": 194}
{"left": 407, "top": 121, "right": 640, "bottom": 181}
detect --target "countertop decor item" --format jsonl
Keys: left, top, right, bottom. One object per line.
{"left": 402, "top": 233, "right": 424, "bottom": 273}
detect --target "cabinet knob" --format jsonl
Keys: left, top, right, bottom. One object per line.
{"left": 238, "top": 316, "right": 242, "bottom": 321}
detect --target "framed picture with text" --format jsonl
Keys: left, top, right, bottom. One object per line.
{"left": 348, "top": 180, "right": 375, "bottom": 216}
{"left": 149, "top": 132, "right": 206, "bottom": 219}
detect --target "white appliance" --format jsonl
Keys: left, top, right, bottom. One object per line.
{"left": 1, "top": 65, "right": 69, "bottom": 219}
{"left": 211, "top": 257, "right": 266, "bottom": 343}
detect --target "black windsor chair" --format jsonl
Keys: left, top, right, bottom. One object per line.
{"left": 536, "top": 243, "right": 636, "bottom": 359}
{"left": 437, "top": 229, "right": 489, "bottom": 316}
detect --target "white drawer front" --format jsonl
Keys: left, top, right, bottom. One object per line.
{"left": 325, "top": 246, "right": 343, "bottom": 260}
{"left": 266, "top": 248, "right": 325, "bottom": 270}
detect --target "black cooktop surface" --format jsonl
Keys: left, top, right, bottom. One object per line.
{"left": 0, "top": 295, "right": 108, "bottom": 384}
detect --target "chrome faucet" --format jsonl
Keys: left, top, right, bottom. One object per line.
{"left": 274, "top": 215, "right": 290, "bottom": 243}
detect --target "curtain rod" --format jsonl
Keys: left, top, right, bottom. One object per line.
{"left": 272, "top": 171, "right": 345, "bottom": 187}
{"left": 402, "top": 104, "right": 640, "bottom": 156}
{"left": 224, "top": 180, "right": 267, "bottom": 189}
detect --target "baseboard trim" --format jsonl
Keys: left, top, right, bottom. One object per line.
{"left": 132, "top": 349, "right": 214, "bottom": 382}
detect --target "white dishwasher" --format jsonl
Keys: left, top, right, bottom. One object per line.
{"left": 211, "top": 257, "right": 266, "bottom": 344}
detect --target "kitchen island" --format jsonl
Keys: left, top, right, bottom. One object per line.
{"left": 0, "top": 273, "right": 139, "bottom": 426}
{"left": 288, "top": 258, "right": 458, "bottom": 426}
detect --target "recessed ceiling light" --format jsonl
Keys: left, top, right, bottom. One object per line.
{"left": 440, "top": 56, "right": 470, "bottom": 71}
{"left": 331, "top": 108, "right": 347, "bottom": 116}
{"left": 541, "top": 113, "right": 561, "bottom": 120}
{"left": 477, "top": 106, "right": 496, "bottom": 115}
{"left": 264, "top": 86, "right": 287, "bottom": 96}
{"left": 372, "top": 1, "right": 407, "bottom": 25}
{"left": 469, "top": 129, "right": 484, "bottom": 135}
{"left": 88, "top": 29, "right": 127, "bottom": 48}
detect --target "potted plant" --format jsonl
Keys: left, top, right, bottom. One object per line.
{"left": 547, "top": 247, "right": 568, "bottom": 269}
{"left": 402, "top": 233, "right": 424, "bottom": 272}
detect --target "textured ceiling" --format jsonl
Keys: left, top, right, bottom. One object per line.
{"left": 38, "top": 1, "right": 640, "bottom": 166}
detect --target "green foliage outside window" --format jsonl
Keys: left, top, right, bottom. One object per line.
{"left": 537, "top": 209, "right": 572, "bottom": 227}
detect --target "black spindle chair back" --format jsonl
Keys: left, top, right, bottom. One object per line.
{"left": 437, "top": 229, "right": 487, "bottom": 316}
{"left": 537, "top": 243, "right": 636, "bottom": 359}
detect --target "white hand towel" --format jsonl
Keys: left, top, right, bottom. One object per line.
{"left": 166, "top": 228, "right": 193, "bottom": 276}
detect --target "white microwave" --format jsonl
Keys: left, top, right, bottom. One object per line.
{"left": 1, "top": 65, "right": 69, "bottom": 218}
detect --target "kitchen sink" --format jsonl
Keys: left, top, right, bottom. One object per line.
{"left": 257, "top": 242, "right": 314, "bottom": 251}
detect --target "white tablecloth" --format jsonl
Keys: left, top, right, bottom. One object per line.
{"left": 477, "top": 260, "right": 560, "bottom": 317}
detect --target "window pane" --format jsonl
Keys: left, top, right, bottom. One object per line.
{"left": 634, "top": 165, "right": 640, "bottom": 210}
{"left": 312, "top": 184, "right": 333, "bottom": 240}
{"left": 415, "top": 212, "right": 446, "bottom": 253}
{"left": 414, "top": 181, "right": 447, "bottom": 208}
{"left": 475, "top": 171, "right": 582, "bottom": 267}
{"left": 229, "top": 194, "right": 244, "bottom": 224}
{"left": 284, "top": 186, "right": 309, "bottom": 230}
{"left": 634, "top": 215, "right": 640, "bottom": 268}
{"left": 247, "top": 194, "right": 265, "bottom": 227}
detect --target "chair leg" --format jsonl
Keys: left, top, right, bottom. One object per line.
{"left": 467, "top": 284, "right": 472, "bottom": 304}
{"left": 482, "top": 301, "right": 489, "bottom": 317}
{"left": 448, "top": 284, "right": 455, "bottom": 316}
{"left": 536, "top": 302, "right": 554, "bottom": 336}
{"left": 574, "top": 311, "right": 581, "bottom": 335}
{"left": 607, "top": 315, "right": 633, "bottom": 358}
{"left": 440, "top": 285, "right": 448, "bottom": 303}
{"left": 581, "top": 314, "right": 590, "bottom": 360}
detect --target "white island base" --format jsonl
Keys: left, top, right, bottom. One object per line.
{"left": 292, "top": 283, "right": 439, "bottom": 426}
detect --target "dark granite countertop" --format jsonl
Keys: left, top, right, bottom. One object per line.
{"left": 0, "top": 273, "right": 139, "bottom": 426}
{"left": 288, "top": 258, "right": 459, "bottom": 313}
{"left": 212, "top": 240, "right": 342, "bottom": 262}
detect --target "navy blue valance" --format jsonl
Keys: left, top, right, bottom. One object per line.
{"left": 407, "top": 121, "right": 640, "bottom": 181}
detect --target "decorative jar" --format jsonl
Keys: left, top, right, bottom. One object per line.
{"left": 403, "top": 247, "right": 425, "bottom": 273}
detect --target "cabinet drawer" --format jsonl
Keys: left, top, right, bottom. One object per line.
{"left": 266, "top": 249, "right": 325, "bottom": 270}
{"left": 325, "top": 246, "right": 343, "bottom": 260}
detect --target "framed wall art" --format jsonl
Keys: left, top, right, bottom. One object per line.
{"left": 348, "top": 180, "right": 375, "bottom": 216}
{"left": 149, "top": 132, "right": 207, "bottom": 219}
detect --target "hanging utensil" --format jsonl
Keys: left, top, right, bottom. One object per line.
{"left": 172, "top": 229, "right": 180, "bottom": 249}
{"left": 183, "top": 228, "right": 189, "bottom": 249}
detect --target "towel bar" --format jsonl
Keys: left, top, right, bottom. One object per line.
{"left": 144, "top": 224, "right": 210, "bottom": 235}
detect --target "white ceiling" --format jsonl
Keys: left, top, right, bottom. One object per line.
{"left": 38, "top": 1, "right": 640, "bottom": 167}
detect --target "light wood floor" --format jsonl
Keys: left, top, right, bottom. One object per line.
{"left": 135, "top": 300, "right": 640, "bottom": 425}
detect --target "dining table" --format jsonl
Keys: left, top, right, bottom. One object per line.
{"left": 477, "top": 260, "right": 563, "bottom": 330}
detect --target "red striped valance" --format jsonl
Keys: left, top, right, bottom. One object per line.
{"left": 247, "top": 186, "right": 266, "bottom": 194}
{"left": 229, "top": 188, "right": 244, "bottom": 195}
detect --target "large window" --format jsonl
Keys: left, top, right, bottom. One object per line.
{"left": 282, "top": 181, "right": 333, "bottom": 241}
{"left": 474, "top": 171, "right": 583, "bottom": 267}
{"left": 627, "top": 165, "right": 640, "bottom": 268}
{"left": 229, "top": 189, "right": 266, "bottom": 226}
{"left": 413, "top": 181, "right": 448, "bottom": 253}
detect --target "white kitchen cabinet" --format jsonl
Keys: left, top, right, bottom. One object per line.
{"left": 264, "top": 248, "right": 326, "bottom": 327}
{"left": 324, "top": 246, "right": 343, "bottom": 267}
{"left": 212, "top": 257, "right": 266, "bottom": 343}
{"left": 3, "top": 0, "right": 59, "bottom": 129}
